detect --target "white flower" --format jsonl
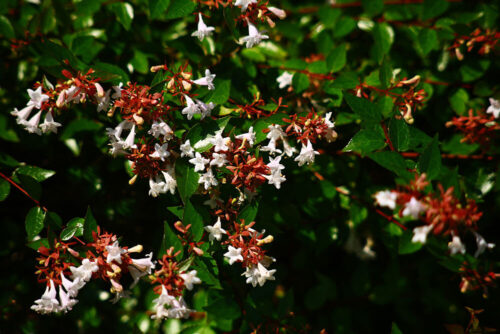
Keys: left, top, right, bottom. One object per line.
{"left": 196, "top": 99, "right": 215, "bottom": 119}
{"left": 70, "top": 258, "right": 99, "bottom": 282}
{"left": 167, "top": 297, "right": 192, "bottom": 319}
{"left": 31, "top": 280, "right": 60, "bottom": 314}
{"left": 411, "top": 225, "right": 433, "bottom": 244}
{"left": 105, "top": 241, "right": 126, "bottom": 264}
{"left": 56, "top": 85, "right": 82, "bottom": 107}
{"left": 210, "top": 131, "right": 230, "bottom": 152}
{"left": 235, "top": 126, "right": 256, "bottom": 146}
{"left": 374, "top": 190, "right": 398, "bottom": 210}
{"left": 128, "top": 252, "right": 155, "bottom": 288}
{"left": 486, "top": 97, "right": 500, "bottom": 118}
{"left": 324, "top": 112, "right": 335, "bottom": 129}
{"left": 60, "top": 273, "right": 84, "bottom": 297}
{"left": 150, "top": 143, "right": 170, "bottom": 161}
{"left": 204, "top": 217, "right": 227, "bottom": 241}
{"left": 148, "top": 120, "right": 173, "bottom": 140}
{"left": 276, "top": 72, "right": 293, "bottom": 89}
{"left": 58, "top": 286, "right": 78, "bottom": 313}
{"left": 264, "top": 170, "right": 286, "bottom": 189}
{"left": 11, "top": 105, "right": 35, "bottom": 124}
{"left": 473, "top": 231, "right": 495, "bottom": 258}
{"left": 198, "top": 168, "right": 218, "bottom": 190}
{"left": 109, "top": 139, "right": 127, "bottom": 157}
{"left": 182, "top": 95, "right": 200, "bottom": 120}
{"left": 224, "top": 246, "right": 243, "bottom": 265}
{"left": 268, "top": 7, "right": 286, "bottom": 19}
{"left": 242, "top": 21, "right": 269, "bottom": 48}
{"left": 242, "top": 262, "right": 276, "bottom": 287}
{"left": 149, "top": 177, "right": 166, "bottom": 197}
{"left": 180, "top": 270, "right": 201, "bottom": 290}
{"left": 402, "top": 197, "right": 425, "bottom": 219}
{"left": 210, "top": 153, "right": 228, "bottom": 168}
{"left": 191, "top": 13, "right": 215, "bottom": 42}
{"left": 111, "top": 83, "right": 123, "bottom": 99}
{"left": 282, "top": 139, "right": 297, "bottom": 157}
{"left": 161, "top": 170, "right": 177, "bottom": 195}
{"left": 260, "top": 139, "right": 282, "bottom": 155}
{"left": 189, "top": 152, "right": 210, "bottom": 172}
{"left": 234, "top": 0, "right": 257, "bottom": 11}
{"left": 267, "top": 156, "right": 285, "bottom": 172}
{"left": 23, "top": 110, "right": 43, "bottom": 135}
{"left": 40, "top": 111, "right": 62, "bottom": 134}
{"left": 96, "top": 89, "right": 111, "bottom": 112}
{"left": 151, "top": 286, "right": 192, "bottom": 320}
{"left": 180, "top": 140, "right": 195, "bottom": 158}
{"left": 266, "top": 124, "right": 285, "bottom": 141}
{"left": 193, "top": 69, "right": 216, "bottom": 90}
{"left": 107, "top": 120, "right": 130, "bottom": 140}
{"left": 448, "top": 234, "right": 466, "bottom": 255}
{"left": 27, "top": 86, "right": 49, "bottom": 109}
{"left": 294, "top": 140, "right": 319, "bottom": 166}
{"left": 123, "top": 124, "right": 137, "bottom": 149}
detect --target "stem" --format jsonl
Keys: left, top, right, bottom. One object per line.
{"left": 0, "top": 171, "right": 48, "bottom": 212}
{"left": 381, "top": 122, "right": 396, "bottom": 151}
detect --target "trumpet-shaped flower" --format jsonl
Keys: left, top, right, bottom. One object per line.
{"left": 191, "top": 13, "right": 215, "bottom": 42}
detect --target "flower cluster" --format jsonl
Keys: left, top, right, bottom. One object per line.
{"left": 459, "top": 263, "right": 499, "bottom": 297}
{"left": 449, "top": 28, "right": 500, "bottom": 60}
{"left": 374, "top": 174, "right": 494, "bottom": 257}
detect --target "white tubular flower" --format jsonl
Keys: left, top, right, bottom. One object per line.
{"left": 234, "top": 0, "right": 257, "bottom": 11}
{"left": 411, "top": 225, "right": 433, "bottom": 244}
{"left": 149, "top": 177, "right": 166, "bottom": 197}
{"left": 276, "top": 72, "right": 293, "bottom": 89}
{"left": 261, "top": 138, "right": 282, "bottom": 155}
{"left": 282, "top": 139, "right": 297, "bottom": 157}
{"left": 60, "top": 273, "right": 84, "bottom": 297}
{"left": 224, "top": 246, "right": 243, "bottom": 265}
{"left": 167, "top": 297, "right": 193, "bottom": 319}
{"left": 264, "top": 170, "right": 286, "bottom": 189}
{"left": 448, "top": 234, "right": 466, "bottom": 255}
{"left": 191, "top": 13, "right": 215, "bottom": 42}
{"left": 267, "top": 156, "right": 285, "bottom": 173}
{"left": 235, "top": 126, "right": 256, "bottom": 146}
{"left": 23, "top": 110, "right": 43, "bottom": 135}
{"left": 11, "top": 105, "right": 35, "bottom": 124}
{"left": 161, "top": 170, "right": 177, "bottom": 195}
{"left": 211, "top": 131, "right": 230, "bottom": 152}
{"left": 149, "top": 120, "right": 173, "bottom": 140}
{"left": 128, "top": 252, "right": 155, "bottom": 288}
{"left": 198, "top": 168, "right": 218, "bottom": 190}
{"left": 268, "top": 7, "right": 286, "bottom": 19}
{"left": 486, "top": 97, "right": 500, "bottom": 118}
{"left": 196, "top": 99, "right": 215, "bottom": 119}
{"left": 189, "top": 152, "right": 210, "bottom": 172}
{"left": 473, "top": 231, "right": 495, "bottom": 258}
{"left": 58, "top": 286, "right": 78, "bottom": 313}
{"left": 242, "top": 21, "right": 269, "bottom": 48}
{"left": 242, "top": 262, "right": 276, "bottom": 287}
{"left": 31, "top": 280, "right": 60, "bottom": 314}
{"left": 210, "top": 153, "right": 228, "bottom": 168}
{"left": 40, "top": 111, "right": 62, "bottom": 134}
{"left": 105, "top": 241, "right": 127, "bottom": 264}
{"left": 204, "top": 217, "right": 227, "bottom": 241}
{"left": 402, "top": 197, "right": 425, "bottom": 219}
{"left": 150, "top": 143, "right": 170, "bottom": 161}
{"left": 182, "top": 95, "right": 200, "bottom": 120}
{"left": 193, "top": 69, "right": 216, "bottom": 90}
{"left": 109, "top": 139, "right": 127, "bottom": 157}
{"left": 70, "top": 259, "right": 99, "bottom": 282}
{"left": 27, "top": 86, "right": 49, "bottom": 109}
{"left": 123, "top": 124, "right": 137, "bottom": 149}
{"left": 111, "top": 83, "right": 123, "bottom": 99}
{"left": 96, "top": 89, "right": 111, "bottom": 112}
{"left": 374, "top": 190, "right": 398, "bottom": 210}
{"left": 294, "top": 140, "right": 319, "bottom": 166}
{"left": 180, "top": 139, "right": 195, "bottom": 158}
{"left": 151, "top": 285, "right": 175, "bottom": 320}
{"left": 180, "top": 270, "right": 201, "bottom": 290}
{"left": 266, "top": 124, "right": 286, "bottom": 141}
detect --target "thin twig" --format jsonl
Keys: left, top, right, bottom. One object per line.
{"left": 0, "top": 171, "right": 48, "bottom": 212}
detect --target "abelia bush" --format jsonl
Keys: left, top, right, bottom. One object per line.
{"left": 0, "top": 0, "right": 499, "bottom": 332}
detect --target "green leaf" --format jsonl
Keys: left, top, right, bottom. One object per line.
{"left": 60, "top": 218, "right": 85, "bottom": 241}
{"left": 418, "top": 29, "right": 438, "bottom": 56}
{"left": 0, "top": 15, "right": 15, "bottom": 39}
{"left": 326, "top": 44, "right": 347, "bottom": 73}
{"left": 94, "top": 62, "right": 130, "bottom": 83}
{"left": 379, "top": 57, "right": 392, "bottom": 89}
{"left": 421, "top": 0, "right": 449, "bottom": 20}
{"left": 389, "top": 118, "right": 410, "bottom": 152}
{"left": 60, "top": 119, "right": 103, "bottom": 140}
{"left": 238, "top": 202, "right": 259, "bottom": 223}
{"left": 373, "top": 23, "right": 393, "bottom": 63}
{"left": 183, "top": 199, "right": 205, "bottom": 241}
{"left": 204, "top": 296, "right": 241, "bottom": 320}
{"left": 193, "top": 255, "right": 220, "bottom": 287}
{"left": 206, "top": 79, "right": 231, "bottom": 104}
{"left": 292, "top": 73, "right": 310, "bottom": 93}
{"left": 149, "top": 0, "right": 170, "bottom": 20}
{"left": 17, "top": 174, "right": 41, "bottom": 201}
{"left": 165, "top": 0, "right": 196, "bottom": 19}
{"left": 15, "top": 165, "right": 55, "bottom": 182}
{"left": 25, "top": 207, "right": 46, "bottom": 241}
{"left": 109, "top": 3, "right": 134, "bottom": 30}
{"left": 83, "top": 207, "right": 98, "bottom": 242}
{"left": 391, "top": 322, "right": 404, "bottom": 334}
{"left": 167, "top": 206, "right": 184, "bottom": 220}
{"left": 330, "top": 72, "right": 358, "bottom": 89}
{"left": 344, "top": 94, "right": 382, "bottom": 124}
{"left": 399, "top": 230, "right": 423, "bottom": 254}
{"left": 160, "top": 221, "right": 183, "bottom": 258}
{"left": 343, "top": 130, "right": 386, "bottom": 155}
{"left": 0, "top": 179, "right": 10, "bottom": 201}
{"left": 175, "top": 158, "right": 199, "bottom": 204}
{"left": 362, "top": 0, "right": 384, "bottom": 16}
{"left": 417, "top": 136, "right": 441, "bottom": 180}
{"left": 368, "top": 151, "right": 410, "bottom": 178}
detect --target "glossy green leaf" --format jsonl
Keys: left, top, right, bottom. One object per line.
{"left": 343, "top": 130, "right": 386, "bottom": 155}
{"left": 292, "top": 73, "right": 310, "bottom": 93}
{"left": 389, "top": 118, "right": 410, "bottom": 152}
{"left": 0, "top": 179, "right": 10, "bottom": 201}
{"left": 160, "top": 220, "right": 184, "bottom": 258}
{"left": 15, "top": 165, "right": 55, "bottom": 182}
{"left": 175, "top": 158, "right": 199, "bottom": 204}
{"left": 165, "top": 0, "right": 196, "bottom": 19}
{"left": 83, "top": 207, "right": 98, "bottom": 242}
{"left": 326, "top": 44, "right": 346, "bottom": 73}
{"left": 25, "top": 207, "right": 46, "bottom": 241}
{"left": 344, "top": 94, "right": 383, "bottom": 124}
{"left": 417, "top": 136, "right": 442, "bottom": 180}
{"left": 60, "top": 217, "right": 85, "bottom": 241}
{"left": 109, "top": 3, "right": 134, "bottom": 30}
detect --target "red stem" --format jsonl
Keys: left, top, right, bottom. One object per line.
{"left": 0, "top": 171, "right": 48, "bottom": 212}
